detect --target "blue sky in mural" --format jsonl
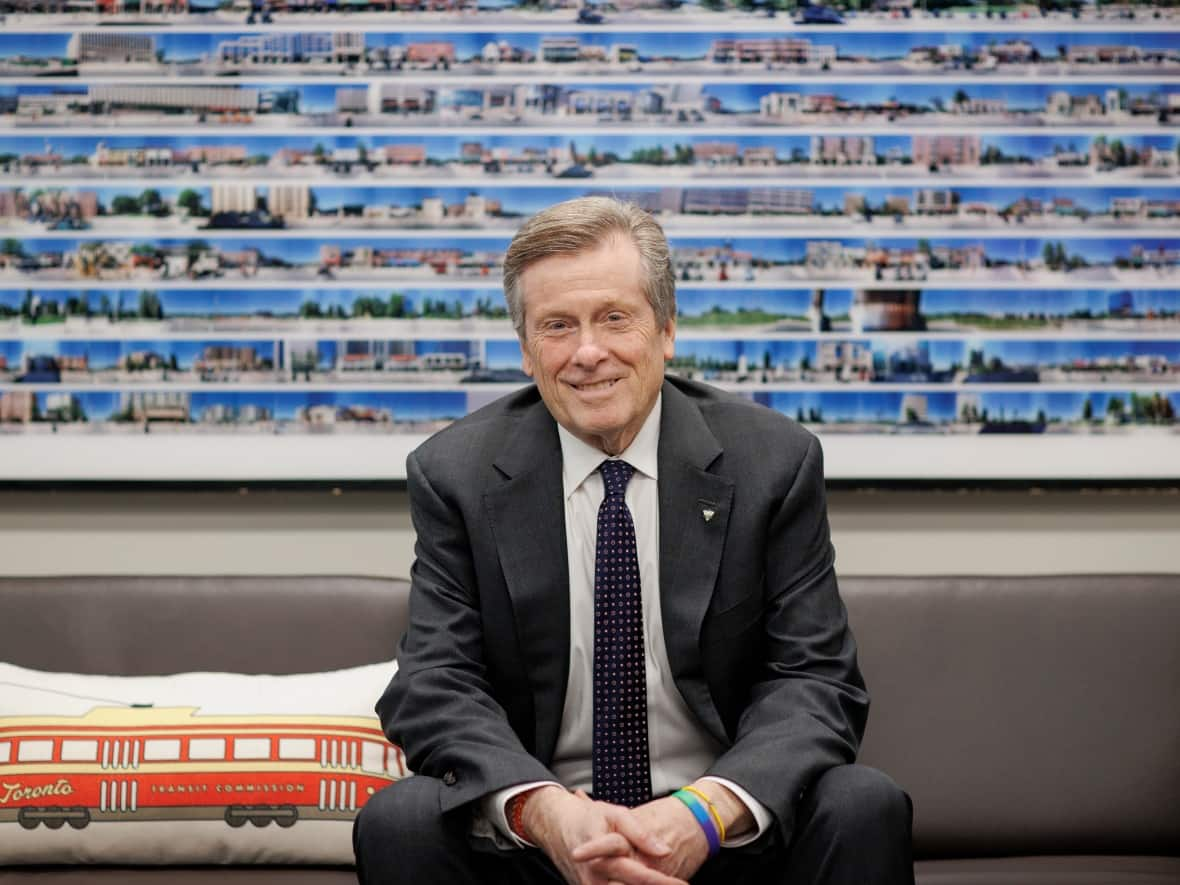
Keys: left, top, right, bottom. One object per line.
{"left": 757, "top": 390, "right": 960, "bottom": 422}
{"left": 485, "top": 339, "right": 523, "bottom": 368}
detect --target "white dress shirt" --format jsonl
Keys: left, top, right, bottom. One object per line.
{"left": 482, "top": 396, "right": 772, "bottom": 847}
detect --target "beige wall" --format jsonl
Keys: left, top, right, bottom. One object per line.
{"left": 3, "top": 487, "right": 1178, "bottom": 577}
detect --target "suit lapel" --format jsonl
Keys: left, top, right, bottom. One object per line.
{"left": 483, "top": 401, "right": 569, "bottom": 764}
{"left": 658, "top": 383, "right": 733, "bottom": 743}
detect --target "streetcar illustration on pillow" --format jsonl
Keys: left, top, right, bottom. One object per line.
{"left": 0, "top": 706, "right": 406, "bottom": 831}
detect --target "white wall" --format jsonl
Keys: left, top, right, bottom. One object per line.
{"left": 3, "top": 487, "right": 1178, "bottom": 577}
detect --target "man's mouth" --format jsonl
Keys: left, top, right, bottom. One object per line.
{"left": 570, "top": 379, "right": 618, "bottom": 393}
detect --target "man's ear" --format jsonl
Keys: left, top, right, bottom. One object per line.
{"left": 662, "top": 317, "right": 676, "bottom": 361}
{"left": 520, "top": 338, "right": 535, "bottom": 377}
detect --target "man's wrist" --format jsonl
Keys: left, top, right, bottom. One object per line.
{"left": 514, "top": 784, "right": 569, "bottom": 845}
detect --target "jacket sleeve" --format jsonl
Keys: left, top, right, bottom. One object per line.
{"left": 704, "top": 434, "right": 869, "bottom": 848}
{"left": 376, "top": 449, "right": 557, "bottom": 813}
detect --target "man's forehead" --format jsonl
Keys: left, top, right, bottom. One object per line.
{"left": 519, "top": 236, "right": 641, "bottom": 288}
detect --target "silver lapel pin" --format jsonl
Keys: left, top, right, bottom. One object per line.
{"left": 702, "top": 508, "right": 716, "bottom": 523}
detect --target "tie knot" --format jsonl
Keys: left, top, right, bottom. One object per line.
{"left": 599, "top": 459, "right": 634, "bottom": 498}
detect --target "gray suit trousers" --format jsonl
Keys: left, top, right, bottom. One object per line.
{"left": 354, "top": 764, "right": 914, "bottom": 885}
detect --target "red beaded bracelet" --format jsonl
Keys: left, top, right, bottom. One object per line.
{"left": 507, "top": 791, "right": 531, "bottom": 841}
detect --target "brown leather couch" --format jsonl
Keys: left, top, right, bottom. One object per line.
{"left": 2, "top": 574, "right": 1178, "bottom": 884}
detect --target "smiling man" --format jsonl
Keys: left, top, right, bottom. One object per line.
{"left": 355, "top": 197, "right": 913, "bottom": 885}
{"left": 516, "top": 227, "right": 674, "bottom": 457}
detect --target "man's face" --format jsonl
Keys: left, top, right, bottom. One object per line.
{"left": 518, "top": 235, "right": 675, "bottom": 455}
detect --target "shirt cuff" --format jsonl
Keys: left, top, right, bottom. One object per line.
{"left": 699, "top": 776, "right": 773, "bottom": 848}
{"left": 479, "top": 781, "right": 563, "bottom": 849}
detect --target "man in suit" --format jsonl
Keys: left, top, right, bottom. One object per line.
{"left": 355, "top": 197, "right": 913, "bottom": 885}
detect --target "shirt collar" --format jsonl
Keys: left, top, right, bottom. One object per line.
{"left": 558, "top": 394, "right": 662, "bottom": 500}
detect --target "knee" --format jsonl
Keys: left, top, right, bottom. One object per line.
{"left": 807, "top": 764, "right": 911, "bottom": 840}
{"left": 354, "top": 776, "right": 483, "bottom": 885}
{"left": 354, "top": 775, "right": 447, "bottom": 859}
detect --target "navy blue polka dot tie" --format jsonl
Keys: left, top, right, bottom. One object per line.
{"left": 591, "top": 459, "right": 652, "bottom": 808}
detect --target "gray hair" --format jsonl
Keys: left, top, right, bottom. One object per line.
{"left": 502, "top": 196, "right": 676, "bottom": 338}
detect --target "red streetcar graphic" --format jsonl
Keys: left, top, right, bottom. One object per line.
{"left": 0, "top": 707, "right": 405, "bottom": 831}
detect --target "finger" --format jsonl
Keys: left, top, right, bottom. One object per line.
{"left": 599, "top": 807, "right": 671, "bottom": 857}
{"left": 576, "top": 860, "right": 621, "bottom": 885}
{"left": 571, "top": 832, "right": 632, "bottom": 862}
{"left": 594, "top": 856, "right": 687, "bottom": 885}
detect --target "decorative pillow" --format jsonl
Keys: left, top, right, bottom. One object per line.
{"left": 0, "top": 660, "right": 406, "bottom": 865}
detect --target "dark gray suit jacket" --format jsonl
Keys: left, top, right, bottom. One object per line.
{"left": 378, "top": 376, "right": 868, "bottom": 847}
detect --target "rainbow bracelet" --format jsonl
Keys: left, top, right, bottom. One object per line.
{"left": 673, "top": 789, "right": 721, "bottom": 857}
{"left": 680, "top": 785, "right": 726, "bottom": 842}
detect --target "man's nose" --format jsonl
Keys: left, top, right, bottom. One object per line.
{"left": 571, "top": 328, "right": 609, "bottom": 367}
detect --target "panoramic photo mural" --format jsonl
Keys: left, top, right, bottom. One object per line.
{"left": 0, "top": 0, "right": 1176, "bottom": 478}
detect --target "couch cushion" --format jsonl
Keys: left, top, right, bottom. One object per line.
{"left": 845, "top": 575, "right": 1180, "bottom": 859}
{"left": 0, "top": 576, "right": 409, "bottom": 676}
{"left": 0, "top": 869, "right": 354, "bottom": 884}
{"left": 915, "top": 854, "right": 1180, "bottom": 884}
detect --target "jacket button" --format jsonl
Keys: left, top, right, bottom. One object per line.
{"left": 442, "top": 771, "right": 456, "bottom": 786}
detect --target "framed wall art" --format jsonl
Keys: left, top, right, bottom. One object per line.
{"left": 0, "top": 0, "right": 1176, "bottom": 480}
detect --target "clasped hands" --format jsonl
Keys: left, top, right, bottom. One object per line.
{"left": 520, "top": 784, "right": 715, "bottom": 885}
